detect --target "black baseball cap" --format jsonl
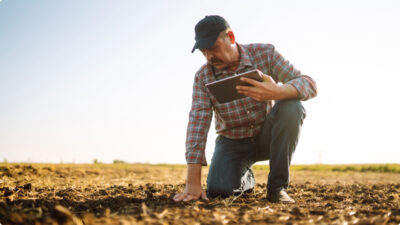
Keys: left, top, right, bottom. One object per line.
{"left": 191, "top": 15, "right": 230, "bottom": 53}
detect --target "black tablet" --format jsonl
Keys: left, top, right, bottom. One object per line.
{"left": 206, "top": 69, "right": 264, "bottom": 104}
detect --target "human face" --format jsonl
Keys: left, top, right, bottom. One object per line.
{"left": 199, "top": 34, "right": 236, "bottom": 70}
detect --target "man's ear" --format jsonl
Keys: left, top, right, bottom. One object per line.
{"left": 227, "top": 31, "right": 235, "bottom": 44}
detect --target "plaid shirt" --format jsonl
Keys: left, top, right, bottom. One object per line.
{"left": 185, "top": 43, "right": 317, "bottom": 165}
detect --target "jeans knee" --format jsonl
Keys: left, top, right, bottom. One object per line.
{"left": 206, "top": 182, "right": 236, "bottom": 198}
{"left": 275, "top": 100, "right": 306, "bottom": 124}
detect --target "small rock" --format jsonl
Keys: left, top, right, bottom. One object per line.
{"left": 55, "top": 205, "right": 72, "bottom": 218}
{"left": 4, "top": 188, "right": 13, "bottom": 197}
{"left": 23, "top": 183, "right": 32, "bottom": 190}
{"left": 290, "top": 207, "right": 303, "bottom": 216}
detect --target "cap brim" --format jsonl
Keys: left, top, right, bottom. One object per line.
{"left": 191, "top": 34, "right": 219, "bottom": 53}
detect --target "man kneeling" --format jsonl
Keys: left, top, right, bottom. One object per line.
{"left": 173, "top": 15, "right": 317, "bottom": 203}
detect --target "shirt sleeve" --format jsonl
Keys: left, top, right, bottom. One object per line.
{"left": 267, "top": 45, "right": 318, "bottom": 100}
{"left": 185, "top": 72, "right": 213, "bottom": 166}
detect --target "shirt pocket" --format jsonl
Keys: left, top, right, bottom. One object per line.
{"left": 213, "top": 97, "right": 252, "bottom": 128}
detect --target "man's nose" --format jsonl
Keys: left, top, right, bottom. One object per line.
{"left": 205, "top": 50, "right": 213, "bottom": 60}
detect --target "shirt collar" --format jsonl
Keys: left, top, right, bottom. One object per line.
{"left": 212, "top": 43, "right": 253, "bottom": 76}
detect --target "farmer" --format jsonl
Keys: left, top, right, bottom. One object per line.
{"left": 173, "top": 15, "right": 317, "bottom": 203}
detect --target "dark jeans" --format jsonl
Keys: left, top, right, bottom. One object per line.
{"left": 206, "top": 99, "right": 306, "bottom": 198}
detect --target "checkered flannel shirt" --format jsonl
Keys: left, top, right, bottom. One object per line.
{"left": 185, "top": 43, "right": 317, "bottom": 165}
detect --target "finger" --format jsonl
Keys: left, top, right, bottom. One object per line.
{"left": 173, "top": 193, "right": 181, "bottom": 202}
{"left": 173, "top": 193, "right": 179, "bottom": 200}
{"left": 183, "top": 194, "right": 198, "bottom": 202}
{"left": 240, "top": 77, "right": 262, "bottom": 87}
{"left": 241, "top": 91, "right": 262, "bottom": 101}
{"left": 261, "top": 74, "right": 271, "bottom": 82}
{"left": 201, "top": 190, "right": 209, "bottom": 201}
{"left": 236, "top": 85, "right": 250, "bottom": 91}
{"left": 237, "top": 87, "right": 262, "bottom": 97}
{"left": 250, "top": 94, "right": 262, "bottom": 101}
{"left": 237, "top": 84, "right": 264, "bottom": 94}
{"left": 236, "top": 85, "right": 259, "bottom": 94}
{"left": 173, "top": 193, "right": 185, "bottom": 202}
{"left": 261, "top": 74, "right": 277, "bottom": 84}
{"left": 253, "top": 97, "right": 262, "bottom": 102}
{"left": 237, "top": 90, "right": 251, "bottom": 97}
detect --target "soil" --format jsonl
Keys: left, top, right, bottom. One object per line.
{"left": 0, "top": 164, "right": 399, "bottom": 225}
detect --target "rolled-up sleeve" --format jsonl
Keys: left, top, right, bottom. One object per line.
{"left": 267, "top": 45, "right": 318, "bottom": 100}
{"left": 185, "top": 73, "right": 213, "bottom": 166}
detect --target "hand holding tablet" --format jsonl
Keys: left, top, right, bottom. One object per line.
{"left": 205, "top": 69, "right": 264, "bottom": 103}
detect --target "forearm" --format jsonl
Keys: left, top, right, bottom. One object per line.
{"left": 278, "top": 83, "right": 300, "bottom": 100}
{"left": 173, "top": 163, "right": 208, "bottom": 202}
{"left": 186, "top": 163, "right": 202, "bottom": 186}
{"left": 185, "top": 75, "right": 213, "bottom": 166}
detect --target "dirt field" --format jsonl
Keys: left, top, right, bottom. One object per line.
{"left": 0, "top": 163, "right": 399, "bottom": 225}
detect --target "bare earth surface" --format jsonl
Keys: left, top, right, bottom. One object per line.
{"left": 0, "top": 163, "right": 399, "bottom": 225}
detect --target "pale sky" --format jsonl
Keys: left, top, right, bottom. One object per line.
{"left": 0, "top": 0, "right": 399, "bottom": 165}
